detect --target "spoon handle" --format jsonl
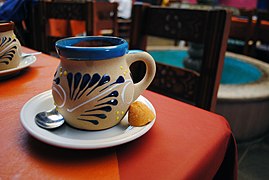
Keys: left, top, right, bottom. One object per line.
{"left": 21, "top": 52, "right": 42, "bottom": 58}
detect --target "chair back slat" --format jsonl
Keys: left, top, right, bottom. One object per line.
{"left": 145, "top": 7, "right": 208, "bottom": 42}
{"left": 150, "top": 62, "right": 199, "bottom": 104}
{"left": 45, "top": 2, "right": 87, "bottom": 20}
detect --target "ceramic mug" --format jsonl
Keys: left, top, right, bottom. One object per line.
{"left": 0, "top": 21, "right": 21, "bottom": 71}
{"left": 52, "top": 36, "right": 156, "bottom": 130}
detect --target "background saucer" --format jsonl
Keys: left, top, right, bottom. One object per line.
{"left": 0, "top": 55, "right": 36, "bottom": 78}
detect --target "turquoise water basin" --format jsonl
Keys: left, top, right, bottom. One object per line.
{"left": 149, "top": 50, "right": 262, "bottom": 85}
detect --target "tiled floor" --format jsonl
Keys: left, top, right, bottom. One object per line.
{"left": 238, "top": 133, "right": 269, "bottom": 180}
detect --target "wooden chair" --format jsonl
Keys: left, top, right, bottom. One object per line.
{"left": 227, "top": 8, "right": 255, "bottom": 56}
{"left": 28, "top": 0, "right": 118, "bottom": 54}
{"left": 129, "top": 3, "right": 231, "bottom": 112}
{"left": 93, "top": 1, "right": 118, "bottom": 36}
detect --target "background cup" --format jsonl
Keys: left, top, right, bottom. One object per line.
{"left": 0, "top": 21, "right": 22, "bottom": 71}
{"left": 52, "top": 36, "right": 156, "bottom": 130}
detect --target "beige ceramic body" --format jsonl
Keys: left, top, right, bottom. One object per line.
{"left": 52, "top": 52, "right": 156, "bottom": 130}
{"left": 0, "top": 22, "right": 21, "bottom": 71}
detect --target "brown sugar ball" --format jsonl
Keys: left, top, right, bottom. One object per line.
{"left": 128, "top": 101, "right": 155, "bottom": 127}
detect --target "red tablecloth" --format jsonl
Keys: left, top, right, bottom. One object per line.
{"left": 0, "top": 47, "right": 237, "bottom": 179}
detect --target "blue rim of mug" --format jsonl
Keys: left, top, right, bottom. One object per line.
{"left": 55, "top": 36, "right": 128, "bottom": 60}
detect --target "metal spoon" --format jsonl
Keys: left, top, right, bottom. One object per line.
{"left": 35, "top": 108, "right": 65, "bottom": 129}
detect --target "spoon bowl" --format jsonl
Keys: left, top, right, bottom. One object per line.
{"left": 35, "top": 108, "right": 64, "bottom": 129}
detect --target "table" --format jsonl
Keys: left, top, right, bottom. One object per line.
{"left": 0, "top": 47, "right": 237, "bottom": 179}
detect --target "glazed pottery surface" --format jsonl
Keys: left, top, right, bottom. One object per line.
{"left": 52, "top": 36, "right": 156, "bottom": 130}
{"left": 0, "top": 21, "right": 21, "bottom": 71}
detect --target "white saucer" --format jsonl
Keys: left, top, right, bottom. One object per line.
{"left": 0, "top": 54, "right": 36, "bottom": 78}
{"left": 20, "top": 90, "right": 156, "bottom": 149}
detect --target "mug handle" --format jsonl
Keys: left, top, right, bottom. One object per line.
{"left": 126, "top": 50, "right": 156, "bottom": 101}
